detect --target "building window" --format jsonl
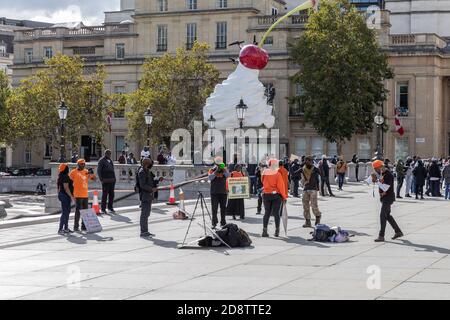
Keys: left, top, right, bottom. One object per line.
{"left": 186, "top": 23, "right": 197, "bottom": 50}
{"left": 395, "top": 137, "right": 409, "bottom": 161}
{"left": 217, "top": 0, "right": 228, "bottom": 9}
{"left": 116, "top": 43, "right": 125, "bottom": 59}
{"left": 357, "top": 137, "right": 372, "bottom": 160}
{"left": 113, "top": 86, "right": 126, "bottom": 118}
{"left": 295, "top": 137, "right": 307, "bottom": 156}
{"left": 73, "top": 47, "right": 96, "bottom": 55}
{"left": 328, "top": 142, "right": 338, "bottom": 157}
{"left": 396, "top": 82, "right": 409, "bottom": 117}
{"left": 272, "top": 7, "right": 279, "bottom": 15}
{"left": 44, "top": 47, "right": 53, "bottom": 59}
{"left": 157, "top": 25, "right": 168, "bottom": 52}
{"left": 187, "top": 0, "right": 198, "bottom": 10}
{"left": 115, "top": 136, "right": 125, "bottom": 160}
{"left": 216, "top": 22, "right": 227, "bottom": 49}
{"left": 263, "top": 36, "right": 274, "bottom": 46}
{"left": 0, "top": 44, "right": 6, "bottom": 56}
{"left": 25, "top": 147, "right": 32, "bottom": 165}
{"left": 290, "top": 83, "right": 305, "bottom": 116}
{"left": 264, "top": 83, "right": 275, "bottom": 105}
{"left": 44, "top": 138, "right": 53, "bottom": 159}
{"left": 158, "top": 0, "right": 168, "bottom": 11}
{"left": 25, "top": 48, "right": 33, "bottom": 63}
{"left": 311, "top": 137, "right": 324, "bottom": 158}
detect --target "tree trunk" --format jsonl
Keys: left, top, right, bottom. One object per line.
{"left": 337, "top": 140, "right": 343, "bottom": 157}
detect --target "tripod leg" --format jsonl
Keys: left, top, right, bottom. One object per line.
{"left": 180, "top": 194, "right": 201, "bottom": 247}
{"left": 200, "top": 195, "right": 207, "bottom": 236}
{"left": 201, "top": 194, "right": 213, "bottom": 222}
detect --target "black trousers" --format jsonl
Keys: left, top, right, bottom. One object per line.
{"left": 416, "top": 184, "right": 424, "bottom": 198}
{"left": 211, "top": 194, "right": 227, "bottom": 227}
{"left": 321, "top": 176, "right": 333, "bottom": 196}
{"left": 257, "top": 192, "right": 263, "bottom": 213}
{"left": 292, "top": 178, "right": 300, "bottom": 196}
{"left": 140, "top": 200, "right": 152, "bottom": 234}
{"left": 74, "top": 198, "right": 88, "bottom": 230}
{"left": 263, "top": 193, "right": 282, "bottom": 230}
{"left": 396, "top": 177, "right": 404, "bottom": 197}
{"left": 101, "top": 183, "right": 115, "bottom": 211}
{"left": 379, "top": 201, "right": 402, "bottom": 237}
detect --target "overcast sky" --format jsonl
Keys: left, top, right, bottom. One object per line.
{"left": 0, "top": 0, "right": 121, "bottom": 25}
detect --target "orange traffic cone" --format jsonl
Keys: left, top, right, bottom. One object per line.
{"left": 92, "top": 190, "right": 100, "bottom": 215}
{"left": 166, "top": 184, "right": 178, "bottom": 206}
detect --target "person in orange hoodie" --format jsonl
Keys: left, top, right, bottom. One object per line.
{"left": 278, "top": 160, "right": 289, "bottom": 198}
{"left": 261, "top": 159, "right": 288, "bottom": 237}
{"left": 69, "top": 159, "right": 96, "bottom": 232}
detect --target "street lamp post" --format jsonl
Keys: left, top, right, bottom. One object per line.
{"left": 208, "top": 114, "right": 216, "bottom": 157}
{"left": 374, "top": 113, "right": 385, "bottom": 160}
{"left": 236, "top": 98, "right": 248, "bottom": 130}
{"left": 144, "top": 108, "right": 153, "bottom": 147}
{"left": 58, "top": 100, "right": 68, "bottom": 163}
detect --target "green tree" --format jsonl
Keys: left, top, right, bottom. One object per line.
{"left": 289, "top": 0, "right": 393, "bottom": 154}
{"left": 0, "top": 70, "right": 11, "bottom": 142}
{"left": 127, "top": 42, "right": 220, "bottom": 145}
{"left": 7, "top": 54, "right": 109, "bottom": 155}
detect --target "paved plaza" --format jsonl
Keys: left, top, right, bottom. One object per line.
{"left": 1, "top": 183, "right": 450, "bottom": 300}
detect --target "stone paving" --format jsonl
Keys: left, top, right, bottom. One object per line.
{"left": 1, "top": 183, "right": 450, "bottom": 300}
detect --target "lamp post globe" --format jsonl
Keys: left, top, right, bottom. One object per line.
{"left": 58, "top": 100, "right": 68, "bottom": 163}
{"left": 144, "top": 108, "right": 153, "bottom": 148}
{"left": 208, "top": 114, "right": 216, "bottom": 129}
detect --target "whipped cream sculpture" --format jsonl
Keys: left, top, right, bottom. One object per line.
{"left": 203, "top": 0, "right": 318, "bottom": 130}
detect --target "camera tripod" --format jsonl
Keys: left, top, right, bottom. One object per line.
{"left": 179, "top": 191, "right": 231, "bottom": 250}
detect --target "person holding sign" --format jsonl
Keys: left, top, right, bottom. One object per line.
{"left": 226, "top": 164, "right": 246, "bottom": 220}
{"left": 371, "top": 160, "right": 404, "bottom": 242}
{"left": 261, "top": 159, "right": 288, "bottom": 238}
{"left": 69, "top": 159, "right": 96, "bottom": 232}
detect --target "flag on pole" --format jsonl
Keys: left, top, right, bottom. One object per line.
{"left": 394, "top": 112, "right": 404, "bottom": 136}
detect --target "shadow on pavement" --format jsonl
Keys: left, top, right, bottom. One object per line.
{"left": 110, "top": 214, "right": 133, "bottom": 224}
{"left": 347, "top": 230, "right": 371, "bottom": 237}
{"left": 66, "top": 233, "right": 114, "bottom": 245}
{"left": 142, "top": 237, "right": 180, "bottom": 249}
{"left": 389, "top": 239, "right": 450, "bottom": 255}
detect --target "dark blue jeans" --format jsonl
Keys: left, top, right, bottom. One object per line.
{"left": 338, "top": 173, "right": 346, "bottom": 190}
{"left": 58, "top": 192, "right": 71, "bottom": 231}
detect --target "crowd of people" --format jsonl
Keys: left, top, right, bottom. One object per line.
{"left": 55, "top": 148, "right": 449, "bottom": 242}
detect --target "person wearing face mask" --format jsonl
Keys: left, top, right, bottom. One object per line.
{"left": 371, "top": 160, "right": 404, "bottom": 242}
{"left": 69, "top": 159, "right": 96, "bottom": 232}
{"left": 301, "top": 156, "right": 322, "bottom": 228}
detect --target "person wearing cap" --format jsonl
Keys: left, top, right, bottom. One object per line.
{"left": 301, "top": 156, "right": 322, "bottom": 228}
{"left": 413, "top": 160, "right": 427, "bottom": 200}
{"left": 371, "top": 160, "right": 404, "bottom": 242}
{"left": 97, "top": 149, "right": 117, "bottom": 215}
{"left": 57, "top": 163, "right": 75, "bottom": 235}
{"left": 69, "top": 159, "right": 96, "bottom": 232}
{"left": 261, "top": 159, "right": 288, "bottom": 237}
{"left": 208, "top": 160, "right": 230, "bottom": 229}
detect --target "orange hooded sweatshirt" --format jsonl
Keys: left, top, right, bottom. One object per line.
{"left": 262, "top": 168, "right": 288, "bottom": 200}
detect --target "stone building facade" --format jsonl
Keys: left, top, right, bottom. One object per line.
{"left": 8, "top": 0, "right": 450, "bottom": 168}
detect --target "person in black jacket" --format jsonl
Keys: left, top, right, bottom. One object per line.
{"left": 138, "top": 158, "right": 161, "bottom": 238}
{"left": 413, "top": 160, "right": 427, "bottom": 200}
{"left": 290, "top": 159, "right": 301, "bottom": 197}
{"left": 255, "top": 163, "right": 266, "bottom": 215}
{"left": 428, "top": 159, "right": 442, "bottom": 197}
{"left": 97, "top": 150, "right": 116, "bottom": 215}
{"left": 372, "top": 160, "right": 404, "bottom": 242}
{"left": 318, "top": 155, "right": 334, "bottom": 197}
{"left": 209, "top": 162, "right": 230, "bottom": 229}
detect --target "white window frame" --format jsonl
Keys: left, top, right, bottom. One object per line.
{"left": 217, "top": 0, "right": 228, "bottom": 9}
{"left": 44, "top": 47, "right": 53, "bottom": 59}
{"left": 295, "top": 137, "right": 307, "bottom": 156}
{"left": 357, "top": 137, "right": 372, "bottom": 160}
{"left": 158, "top": 0, "right": 168, "bottom": 11}
{"left": 186, "top": 23, "right": 197, "bottom": 49}
{"left": 157, "top": 25, "right": 168, "bottom": 52}
{"left": 115, "top": 43, "right": 125, "bottom": 60}
{"left": 395, "top": 137, "right": 409, "bottom": 161}
{"left": 271, "top": 7, "right": 279, "bottom": 16}
{"left": 25, "top": 48, "right": 33, "bottom": 63}
{"left": 396, "top": 82, "right": 409, "bottom": 116}
{"left": 187, "top": 0, "right": 198, "bottom": 10}
{"left": 25, "top": 147, "right": 32, "bottom": 165}
{"left": 311, "top": 137, "right": 324, "bottom": 159}
{"left": 216, "top": 22, "right": 227, "bottom": 50}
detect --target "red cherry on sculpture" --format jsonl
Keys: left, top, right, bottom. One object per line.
{"left": 239, "top": 44, "right": 269, "bottom": 70}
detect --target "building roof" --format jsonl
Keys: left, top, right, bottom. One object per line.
{"left": 0, "top": 17, "right": 52, "bottom": 28}
{"left": 51, "top": 22, "right": 85, "bottom": 29}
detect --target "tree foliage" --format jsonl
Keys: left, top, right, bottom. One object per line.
{"left": 0, "top": 70, "right": 11, "bottom": 142}
{"left": 289, "top": 0, "right": 393, "bottom": 152}
{"left": 6, "top": 54, "right": 109, "bottom": 153}
{"left": 127, "top": 42, "right": 220, "bottom": 145}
